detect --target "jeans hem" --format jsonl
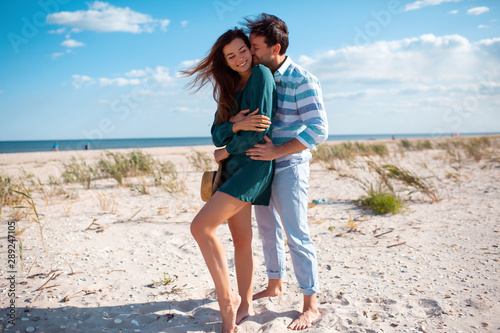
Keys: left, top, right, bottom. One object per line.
{"left": 267, "top": 270, "right": 286, "bottom": 279}
{"left": 301, "top": 287, "right": 319, "bottom": 296}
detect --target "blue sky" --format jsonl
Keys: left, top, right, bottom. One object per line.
{"left": 1, "top": 0, "right": 499, "bottom": 141}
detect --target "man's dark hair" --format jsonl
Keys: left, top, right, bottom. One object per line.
{"left": 242, "top": 13, "right": 288, "bottom": 55}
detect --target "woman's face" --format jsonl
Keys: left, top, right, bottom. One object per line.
{"left": 222, "top": 38, "right": 252, "bottom": 76}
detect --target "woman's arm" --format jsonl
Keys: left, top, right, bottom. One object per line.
{"left": 211, "top": 108, "right": 271, "bottom": 146}
{"left": 225, "top": 66, "right": 276, "bottom": 155}
{"left": 210, "top": 113, "right": 235, "bottom": 147}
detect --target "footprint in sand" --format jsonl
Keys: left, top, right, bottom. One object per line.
{"left": 418, "top": 298, "right": 443, "bottom": 317}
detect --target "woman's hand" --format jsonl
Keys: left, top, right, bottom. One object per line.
{"left": 231, "top": 108, "right": 271, "bottom": 133}
{"left": 214, "top": 147, "right": 230, "bottom": 164}
{"left": 229, "top": 109, "right": 250, "bottom": 123}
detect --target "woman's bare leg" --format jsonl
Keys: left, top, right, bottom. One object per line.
{"left": 190, "top": 191, "right": 249, "bottom": 333}
{"left": 227, "top": 204, "right": 254, "bottom": 324}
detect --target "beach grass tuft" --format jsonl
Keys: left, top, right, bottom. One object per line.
{"left": 435, "top": 136, "right": 496, "bottom": 163}
{"left": 152, "top": 272, "right": 178, "bottom": 286}
{"left": 354, "top": 186, "right": 404, "bottom": 214}
{"left": 98, "top": 152, "right": 134, "bottom": 186}
{"left": 62, "top": 157, "right": 96, "bottom": 189}
{"left": 38, "top": 181, "right": 70, "bottom": 206}
{"left": 399, "top": 139, "right": 433, "bottom": 151}
{"left": 1, "top": 174, "right": 24, "bottom": 218}
{"left": 152, "top": 161, "right": 186, "bottom": 197}
{"left": 367, "top": 160, "right": 441, "bottom": 203}
{"left": 8, "top": 206, "right": 28, "bottom": 221}
{"left": 313, "top": 141, "right": 389, "bottom": 170}
{"left": 188, "top": 150, "right": 215, "bottom": 171}
{"left": 63, "top": 201, "right": 73, "bottom": 217}
{"left": 130, "top": 176, "right": 151, "bottom": 195}
{"left": 96, "top": 192, "right": 118, "bottom": 214}
{"left": 13, "top": 185, "right": 47, "bottom": 253}
{"left": 98, "top": 150, "right": 162, "bottom": 185}
{"left": 461, "top": 137, "right": 491, "bottom": 162}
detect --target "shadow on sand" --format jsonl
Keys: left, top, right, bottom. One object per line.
{"left": 3, "top": 297, "right": 302, "bottom": 333}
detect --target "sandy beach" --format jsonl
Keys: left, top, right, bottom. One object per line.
{"left": 1, "top": 136, "right": 499, "bottom": 333}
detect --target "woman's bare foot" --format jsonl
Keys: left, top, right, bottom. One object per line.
{"left": 220, "top": 293, "right": 241, "bottom": 333}
{"left": 235, "top": 302, "right": 254, "bottom": 324}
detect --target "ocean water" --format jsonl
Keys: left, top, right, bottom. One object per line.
{"left": 0, "top": 137, "right": 213, "bottom": 154}
{"left": 0, "top": 133, "right": 497, "bottom": 154}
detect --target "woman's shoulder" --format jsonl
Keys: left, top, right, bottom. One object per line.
{"left": 251, "top": 64, "right": 274, "bottom": 81}
{"left": 252, "top": 64, "right": 272, "bottom": 74}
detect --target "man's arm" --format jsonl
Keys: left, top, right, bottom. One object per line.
{"left": 247, "top": 73, "right": 328, "bottom": 161}
{"left": 294, "top": 75, "right": 329, "bottom": 150}
{"left": 246, "top": 136, "right": 307, "bottom": 161}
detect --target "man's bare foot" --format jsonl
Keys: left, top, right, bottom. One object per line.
{"left": 253, "top": 287, "right": 283, "bottom": 300}
{"left": 287, "top": 307, "right": 320, "bottom": 330}
{"left": 235, "top": 303, "right": 254, "bottom": 325}
{"left": 253, "top": 279, "right": 284, "bottom": 300}
{"left": 220, "top": 294, "right": 241, "bottom": 333}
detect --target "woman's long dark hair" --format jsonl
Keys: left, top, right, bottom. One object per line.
{"left": 181, "top": 28, "right": 251, "bottom": 124}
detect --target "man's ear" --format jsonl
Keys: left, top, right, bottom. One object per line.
{"left": 272, "top": 44, "right": 281, "bottom": 56}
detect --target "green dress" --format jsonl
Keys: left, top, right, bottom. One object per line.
{"left": 211, "top": 65, "right": 276, "bottom": 205}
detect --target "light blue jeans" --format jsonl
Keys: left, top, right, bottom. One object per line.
{"left": 254, "top": 161, "right": 319, "bottom": 295}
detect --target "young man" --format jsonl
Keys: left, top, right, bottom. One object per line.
{"left": 243, "top": 13, "right": 329, "bottom": 330}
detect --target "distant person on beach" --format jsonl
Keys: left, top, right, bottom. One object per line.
{"left": 85, "top": 142, "right": 90, "bottom": 150}
{"left": 242, "top": 13, "right": 328, "bottom": 330}
{"left": 182, "top": 28, "right": 276, "bottom": 333}
{"left": 52, "top": 142, "right": 59, "bottom": 151}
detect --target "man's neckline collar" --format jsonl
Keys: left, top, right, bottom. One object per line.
{"left": 274, "top": 56, "right": 291, "bottom": 76}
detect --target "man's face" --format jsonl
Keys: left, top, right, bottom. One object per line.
{"left": 249, "top": 33, "right": 275, "bottom": 68}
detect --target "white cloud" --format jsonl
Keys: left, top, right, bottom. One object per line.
{"left": 149, "top": 66, "right": 173, "bottom": 86}
{"left": 303, "top": 34, "right": 473, "bottom": 84}
{"left": 477, "top": 37, "right": 500, "bottom": 47}
{"left": 51, "top": 52, "right": 65, "bottom": 60}
{"left": 476, "top": 37, "right": 500, "bottom": 59}
{"left": 177, "top": 59, "right": 201, "bottom": 77}
{"left": 323, "top": 82, "right": 499, "bottom": 101}
{"left": 300, "top": 33, "right": 497, "bottom": 88}
{"left": 170, "top": 106, "right": 191, "bottom": 113}
{"left": 72, "top": 66, "right": 174, "bottom": 88}
{"left": 447, "top": 10, "right": 458, "bottom": 15}
{"left": 180, "top": 59, "right": 199, "bottom": 68}
{"left": 125, "top": 69, "right": 148, "bottom": 78}
{"left": 61, "top": 39, "right": 85, "bottom": 48}
{"left": 181, "top": 20, "right": 189, "bottom": 28}
{"left": 478, "top": 25, "right": 488, "bottom": 29}
{"left": 404, "top": 0, "right": 462, "bottom": 12}
{"left": 47, "top": 1, "right": 170, "bottom": 33}
{"left": 160, "top": 20, "right": 169, "bottom": 32}
{"left": 0, "top": 90, "right": 4, "bottom": 94}
{"left": 72, "top": 75, "right": 94, "bottom": 89}
{"left": 48, "top": 27, "right": 67, "bottom": 34}
{"left": 296, "top": 33, "right": 500, "bottom": 133}
{"left": 98, "top": 77, "right": 142, "bottom": 87}
{"left": 467, "top": 7, "right": 489, "bottom": 15}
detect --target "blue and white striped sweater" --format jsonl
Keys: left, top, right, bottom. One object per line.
{"left": 272, "top": 57, "right": 328, "bottom": 170}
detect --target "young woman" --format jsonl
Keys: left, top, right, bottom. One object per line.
{"left": 182, "top": 28, "right": 276, "bottom": 333}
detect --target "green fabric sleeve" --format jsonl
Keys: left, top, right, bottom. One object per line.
{"left": 211, "top": 115, "right": 234, "bottom": 147}
{"left": 225, "top": 65, "right": 276, "bottom": 155}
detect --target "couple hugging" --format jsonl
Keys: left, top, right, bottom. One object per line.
{"left": 182, "top": 13, "right": 328, "bottom": 332}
